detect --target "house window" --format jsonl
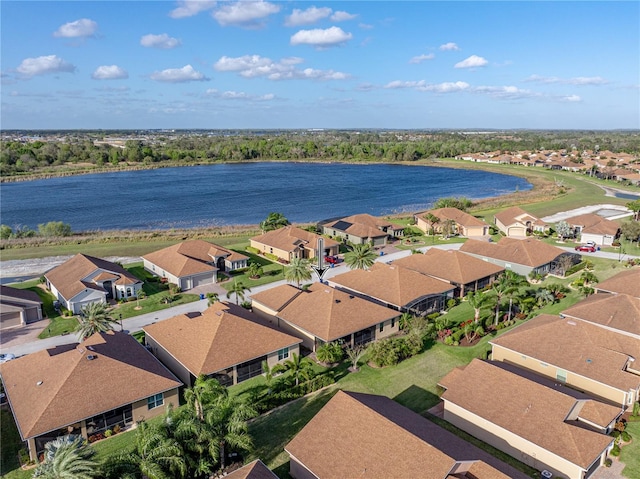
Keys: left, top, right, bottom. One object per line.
{"left": 379, "top": 322, "right": 384, "bottom": 332}
{"left": 126, "top": 288, "right": 132, "bottom": 297}
{"left": 391, "top": 318, "right": 395, "bottom": 328}
{"left": 540, "top": 362, "right": 548, "bottom": 367}
{"left": 556, "top": 369, "right": 567, "bottom": 382}
{"left": 147, "top": 393, "right": 164, "bottom": 410}
{"left": 521, "top": 355, "right": 527, "bottom": 360}
{"left": 277, "top": 347, "right": 289, "bottom": 361}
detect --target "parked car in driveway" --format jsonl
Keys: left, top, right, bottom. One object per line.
{"left": 324, "top": 255, "right": 339, "bottom": 264}
{"left": 575, "top": 244, "right": 597, "bottom": 252}
{"left": 0, "top": 353, "right": 16, "bottom": 364}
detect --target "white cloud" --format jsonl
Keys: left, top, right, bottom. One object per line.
{"left": 285, "top": 7, "right": 331, "bottom": 26}
{"left": 525, "top": 74, "right": 608, "bottom": 86}
{"left": 290, "top": 26, "right": 352, "bottom": 48}
{"left": 140, "top": 33, "right": 182, "bottom": 49}
{"left": 213, "top": 0, "right": 280, "bottom": 28}
{"left": 214, "top": 54, "right": 349, "bottom": 81}
{"left": 409, "top": 53, "right": 435, "bottom": 64}
{"left": 563, "top": 94, "right": 582, "bottom": 102}
{"left": 53, "top": 18, "right": 98, "bottom": 38}
{"left": 331, "top": 11, "right": 357, "bottom": 21}
{"left": 454, "top": 55, "right": 488, "bottom": 69}
{"left": 205, "top": 88, "right": 276, "bottom": 101}
{"left": 439, "top": 42, "right": 460, "bottom": 51}
{"left": 169, "top": 1, "right": 216, "bottom": 19}
{"left": 92, "top": 65, "right": 129, "bottom": 80}
{"left": 150, "top": 65, "right": 208, "bottom": 83}
{"left": 359, "top": 23, "right": 373, "bottom": 30}
{"left": 385, "top": 80, "right": 470, "bottom": 93}
{"left": 473, "top": 85, "right": 539, "bottom": 100}
{"left": 17, "top": 55, "right": 75, "bottom": 77}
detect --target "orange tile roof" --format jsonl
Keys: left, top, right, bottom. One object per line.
{"left": 143, "top": 302, "right": 301, "bottom": 376}
{"left": 323, "top": 213, "right": 402, "bottom": 239}
{"left": 419, "top": 207, "right": 487, "bottom": 227}
{"left": 595, "top": 268, "right": 640, "bottom": 298}
{"left": 0, "top": 331, "right": 182, "bottom": 440}
{"left": 330, "top": 262, "right": 454, "bottom": 308}
{"left": 250, "top": 226, "right": 339, "bottom": 253}
{"left": 285, "top": 390, "right": 512, "bottom": 479}
{"left": 460, "top": 237, "right": 568, "bottom": 268}
{"left": 250, "top": 284, "right": 302, "bottom": 312}
{"left": 143, "top": 240, "right": 248, "bottom": 278}
{"left": 393, "top": 249, "right": 504, "bottom": 285}
{"left": 562, "top": 293, "right": 640, "bottom": 337}
{"left": 564, "top": 213, "right": 620, "bottom": 236}
{"left": 44, "top": 254, "right": 141, "bottom": 301}
{"left": 495, "top": 206, "right": 545, "bottom": 227}
{"left": 225, "top": 460, "right": 278, "bottom": 479}
{"left": 490, "top": 314, "right": 640, "bottom": 392}
{"left": 277, "top": 283, "right": 400, "bottom": 342}
{"left": 440, "top": 360, "right": 616, "bottom": 469}
{"left": 0, "top": 285, "right": 42, "bottom": 305}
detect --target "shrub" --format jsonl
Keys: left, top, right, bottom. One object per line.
{"left": 104, "top": 429, "right": 112, "bottom": 437}
{"left": 450, "top": 328, "right": 465, "bottom": 343}
{"left": 38, "top": 221, "right": 72, "bottom": 237}
{"left": 265, "top": 253, "right": 280, "bottom": 262}
{"left": 246, "top": 246, "right": 260, "bottom": 254}
{"left": 621, "top": 430, "right": 631, "bottom": 442}
{"left": 604, "top": 458, "right": 612, "bottom": 468}
{"left": 241, "top": 300, "right": 252, "bottom": 310}
{"left": 426, "top": 312, "right": 441, "bottom": 321}
{"left": 113, "top": 425, "right": 121, "bottom": 434}
{"left": 566, "top": 261, "right": 587, "bottom": 276}
{"left": 610, "top": 443, "right": 621, "bottom": 456}
{"left": 443, "top": 336, "right": 454, "bottom": 346}
{"left": 446, "top": 298, "right": 458, "bottom": 309}
{"left": 316, "top": 342, "right": 344, "bottom": 364}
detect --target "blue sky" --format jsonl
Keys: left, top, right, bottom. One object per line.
{"left": 1, "top": 1, "right": 638, "bottom": 130}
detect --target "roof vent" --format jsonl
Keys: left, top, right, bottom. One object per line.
{"left": 586, "top": 358, "right": 592, "bottom": 363}
{"left": 567, "top": 321, "right": 576, "bottom": 326}
{"left": 87, "top": 346, "right": 95, "bottom": 351}
{"left": 36, "top": 381, "right": 43, "bottom": 386}
{"left": 87, "top": 355, "right": 97, "bottom": 360}
{"left": 335, "top": 299, "right": 341, "bottom": 304}
{"left": 349, "top": 295, "right": 354, "bottom": 299}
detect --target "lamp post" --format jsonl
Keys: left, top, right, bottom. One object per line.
{"left": 119, "top": 314, "right": 123, "bottom": 332}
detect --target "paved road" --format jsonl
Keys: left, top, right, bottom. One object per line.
{"left": 0, "top": 243, "right": 463, "bottom": 358}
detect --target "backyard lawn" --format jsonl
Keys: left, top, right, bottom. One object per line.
{"left": 620, "top": 420, "right": 640, "bottom": 479}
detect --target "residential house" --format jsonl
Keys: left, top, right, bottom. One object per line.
{"left": 0, "top": 285, "right": 43, "bottom": 330}
{"left": 439, "top": 359, "right": 620, "bottom": 479}
{"left": 328, "top": 262, "right": 455, "bottom": 315}
{"left": 415, "top": 207, "right": 489, "bottom": 237}
{"left": 392, "top": 249, "right": 504, "bottom": 298}
{"left": 250, "top": 226, "right": 339, "bottom": 263}
{"left": 494, "top": 206, "right": 548, "bottom": 237}
{"left": 459, "top": 237, "right": 579, "bottom": 276}
{"left": 562, "top": 293, "right": 640, "bottom": 340}
{"left": 319, "top": 213, "right": 404, "bottom": 246}
{"left": 594, "top": 267, "right": 640, "bottom": 298}
{"left": 490, "top": 314, "right": 640, "bottom": 408}
{"left": 142, "top": 240, "right": 249, "bottom": 290}
{"left": 0, "top": 331, "right": 181, "bottom": 462}
{"left": 285, "top": 390, "right": 522, "bottom": 479}
{"left": 564, "top": 214, "right": 620, "bottom": 246}
{"left": 143, "top": 302, "right": 301, "bottom": 387}
{"left": 44, "top": 254, "right": 143, "bottom": 314}
{"left": 226, "top": 460, "right": 278, "bottom": 479}
{"left": 251, "top": 283, "right": 401, "bottom": 352}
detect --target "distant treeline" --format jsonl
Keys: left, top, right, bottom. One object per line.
{"left": 2, "top": 130, "right": 639, "bottom": 177}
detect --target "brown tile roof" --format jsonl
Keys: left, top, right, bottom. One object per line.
{"left": 0, "top": 331, "right": 181, "bottom": 440}
{"left": 419, "top": 207, "right": 487, "bottom": 228}
{"left": 143, "top": 302, "right": 301, "bottom": 376}
{"left": 44, "top": 254, "right": 141, "bottom": 301}
{"left": 225, "top": 460, "right": 278, "bottom": 479}
{"left": 460, "top": 237, "right": 567, "bottom": 268}
{"left": 595, "top": 268, "right": 640, "bottom": 298}
{"left": 393, "top": 249, "right": 504, "bottom": 286}
{"left": 564, "top": 213, "right": 620, "bottom": 236}
{"left": 330, "top": 262, "right": 454, "bottom": 308}
{"left": 440, "top": 360, "right": 616, "bottom": 469}
{"left": 277, "top": 283, "right": 400, "bottom": 342}
{"left": 250, "top": 226, "right": 339, "bottom": 253}
{"left": 250, "top": 284, "right": 302, "bottom": 313}
{"left": 490, "top": 314, "right": 640, "bottom": 392}
{"left": 323, "top": 213, "right": 402, "bottom": 239}
{"left": 494, "top": 206, "right": 545, "bottom": 227}
{"left": 562, "top": 293, "right": 640, "bottom": 337}
{"left": 285, "top": 390, "right": 511, "bottom": 479}
{"left": 0, "top": 285, "right": 42, "bottom": 305}
{"left": 143, "top": 240, "right": 248, "bottom": 278}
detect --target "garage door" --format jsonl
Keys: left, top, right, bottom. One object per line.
{"left": 192, "top": 274, "right": 213, "bottom": 288}
{"left": 0, "top": 312, "right": 23, "bottom": 330}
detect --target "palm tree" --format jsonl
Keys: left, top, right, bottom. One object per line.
{"left": 346, "top": 344, "right": 367, "bottom": 372}
{"left": 259, "top": 212, "right": 289, "bottom": 233}
{"left": 398, "top": 312, "right": 414, "bottom": 330}
{"left": 75, "top": 302, "right": 118, "bottom": 341}
{"left": 423, "top": 213, "right": 440, "bottom": 241}
{"left": 465, "top": 291, "right": 490, "bottom": 324}
{"left": 499, "top": 271, "right": 528, "bottom": 321}
{"left": 283, "top": 352, "right": 313, "bottom": 386}
{"left": 343, "top": 243, "right": 377, "bottom": 270}
{"left": 33, "top": 435, "right": 98, "bottom": 479}
{"left": 261, "top": 360, "right": 284, "bottom": 394}
{"left": 489, "top": 281, "right": 516, "bottom": 326}
{"left": 246, "top": 262, "right": 264, "bottom": 279}
{"left": 184, "top": 375, "right": 227, "bottom": 421}
{"left": 535, "top": 288, "right": 555, "bottom": 308}
{"left": 112, "top": 421, "right": 186, "bottom": 479}
{"left": 284, "top": 257, "right": 312, "bottom": 288}
{"left": 226, "top": 280, "right": 250, "bottom": 305}
{"left": 206, "top": 292, "right": 219, "bottom": 306}
{"left": 580, "top": 270, "right": 599, "bottom": 287}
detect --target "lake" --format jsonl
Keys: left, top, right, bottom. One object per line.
{"left": 0, "top": 162, "right": 531, "bottom": 231}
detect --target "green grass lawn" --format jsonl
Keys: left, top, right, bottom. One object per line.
{"left": 620, "top": 420, "right": 640, "bottom": 479}
{"left": 222, "top": 250, "right": 286, "bottom": 293}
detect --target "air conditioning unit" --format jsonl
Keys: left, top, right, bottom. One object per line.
{"left": 541, "top": 470, "right": 553, "bottom": 479}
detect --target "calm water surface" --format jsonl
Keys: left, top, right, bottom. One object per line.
{"left": 0, "top": 163, "right": 531, "bottom": 231}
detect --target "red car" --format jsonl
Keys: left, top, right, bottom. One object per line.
{"left": 324, "top": 255, "right": 339, "bottom": 264}
{"left": 575, "top": 245, "right": 596, "bottom": 252}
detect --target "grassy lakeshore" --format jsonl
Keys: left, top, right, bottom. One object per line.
{"left": 1, "top": 159, "right": 637, "bottom": 262}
